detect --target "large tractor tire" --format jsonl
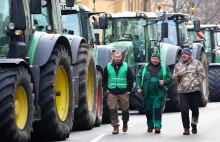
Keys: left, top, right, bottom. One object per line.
{"left": 73, "top": 44, "right": 97, "bottom": 130}
{"left": 33, "top": 45, "right": 74, "bottom": 141}
{"left": 102, "top": 92, "right": 111, "bottom": 124}
{"left": 199, "top": 52, "right": 209, "bottom": 107}
{"left": 165, "top": 81, "right": 180, "bottom": 112}
{"left": 0, "top": 67, "right": 34, "bottom": 142}
{"left": 135, "top": 93, "right": 145, "bottom": 114}
{"left": 209, "top": 66, "right": 220, "bottom": 102}
{"left": 94, "top": 71, "right": 103, "bottom": 127}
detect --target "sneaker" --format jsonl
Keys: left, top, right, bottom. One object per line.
{"left": 183, "top": 128, "right": 190, "bottom": 135}
{"left": 191, "top": 124, "right": 197, "bottom": 134}
{"left": 147, "top": 128, "right": 154, "bottom": 133}
{"left": 155, "top": 127, "right": 161, "bottom": 134}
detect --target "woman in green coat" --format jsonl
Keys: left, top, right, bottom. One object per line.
{"left": 136, "top": 52, "right": 172, "bottom": 134}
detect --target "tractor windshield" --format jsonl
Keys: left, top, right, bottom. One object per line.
{"left": 0, "top": 0, "right": 10, "bottom": 58}
{"left": 217, "top": 32, "right": 220, "bottom": 47}
{"left": 104, "top": 18, "right": 147, "bottom": 45}
{"left": 188, "top": 30, "right": 211, "bottom": 52}
{"left": 61, "top": 13, "right": 82, "bottom": 36}
{"left": 157, "top": 20, "right": 188, "bottom": 46}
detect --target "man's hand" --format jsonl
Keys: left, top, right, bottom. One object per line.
{"left": 137, "top": 89, "right": 142, "bottom": 94}
{"left": 177, "top": 71, "right": 183, "bottom": 77}
{"left": 106, "top": 90, "right": 110, "bottom": 94}
{"left": 159, "top": 80, "right": 164, "bottom": 86}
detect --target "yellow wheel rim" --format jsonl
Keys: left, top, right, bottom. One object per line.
{"left": 55, "top": 66, "right": 69, "bottom": 121}
{"left": 14, "top": 86, "right": 28, "bottom": 130}
{"left": 87, "top": 64, "right": 94, "bottom": 111}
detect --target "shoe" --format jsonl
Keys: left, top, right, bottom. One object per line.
{"left": 183, "top": 128, "right": 190, "bottom": 135}
{"left": 155, "top": 127, "right": 161, "bottom": 134}
{"left": 191, "top": 124, "right": 197, "bottom": 134}
{"left": 112, "top": 126, "right": 119, "bottom": 134}
{"left": 122, "top": 122, "right": 128, "bottom": 132}
{"left": 147, "top": 128, "right": 154, "bottom": 133}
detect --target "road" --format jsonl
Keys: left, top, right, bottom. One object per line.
{"left": 60, "top": 102, "right": 220, "bottom": 142}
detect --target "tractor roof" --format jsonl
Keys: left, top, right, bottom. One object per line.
{"left": 155, "top": 11, "right": 190, "bottom": 20}
{"left": 186, "top": 24, "right": 220, "bottom": 30}
{"left": 107, "top": 11, "right": 157, "bottom": 19}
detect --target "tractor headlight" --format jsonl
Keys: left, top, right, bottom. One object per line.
{"left": 8, "top": 23, "right": 15, "bottom": 30}
{"left": 136, "top": 13, "right": 141, "bottom": 17}
{"left": 107, "top": 14, "right": 112, "bottom": 18}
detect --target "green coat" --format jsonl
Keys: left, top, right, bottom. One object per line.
{"left": 136, "top": 63, "right": 172, "bottom": 99}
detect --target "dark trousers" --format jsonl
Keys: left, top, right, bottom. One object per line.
{"left": 107, "top": 93, "right": 129, "bottom": 127}
{"left": 179, "top": 91, "right": 200, "bottom": 129}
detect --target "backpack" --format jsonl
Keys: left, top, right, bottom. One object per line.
{"left": 141, "top": 63, "right": 168, "bottom": 91}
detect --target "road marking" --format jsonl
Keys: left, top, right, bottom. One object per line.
{"left": 90, "top": 133, "right": 106, "bottom": 142}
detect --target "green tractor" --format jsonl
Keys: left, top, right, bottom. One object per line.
{"left": 32, "top": 0, "right": 104, "bottom": 130}
{"left": 98, "top": 11, "right": 182, "bottom": 114}
{"left": 156, "top": 11, "right": 209, "bottom": 107}
{"left": 0, "top": 0, "right": 77, "bottom": 141}
{"left": 187, "top": 24, "right": 220, "bottom": 102}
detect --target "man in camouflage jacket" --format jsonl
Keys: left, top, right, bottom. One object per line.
{"left": 173, "top": 48, "right": 205, "bottom": 135}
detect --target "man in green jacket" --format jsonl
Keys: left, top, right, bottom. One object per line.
{"left": 136, "top": 52, "right": 172, "bottom": 134}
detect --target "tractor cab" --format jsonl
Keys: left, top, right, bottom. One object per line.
{"left": 156, "top": 12, "right": 200, "bottom": 49}
{"left": 99, "top": 11, "right": 158, "bottom": 66}
{"left": 187, "top": 24, "right": 220, "bottom": 63}
{"left": 60, "top": 1, "right": 103, "bottom": 45}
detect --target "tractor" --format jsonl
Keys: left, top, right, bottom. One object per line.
{"left": 32, "top": 0, "right": 104, "bottom": 130}
{"left": 0, "top": 0, "right": 77, "bottom": 141}
{"left": 155, "top": 10, "right": 209, "bottom": 108}
{"left": 187, "top": 24, "right": 220, "bottom": 102}
{"left": 97, "top": 11, "right": 183, "bottom": 115}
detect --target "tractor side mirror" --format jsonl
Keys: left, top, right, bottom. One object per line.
{"left": 68, "top": 30, "right": 74, "bottom": 35}
{"left": 11, "top": 0, "right": 26, "bottom": 30}
{"left": 161, "top": 22, "right": 168, "bottom": 38}
{"left": 30, "top": 0, "right": 42, "bottom": 14}
{"left": 193, "top": 19, "right": 201, "bottom": 32}
{"left": 99, "top": 14, "right": 108, "bottom": 29}
{"left": 66, "top": 0, "right": 75, "bottom": 7}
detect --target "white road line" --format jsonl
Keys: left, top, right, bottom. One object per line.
{"left": 90, "top": 134, "right": 106, "bottom": 142}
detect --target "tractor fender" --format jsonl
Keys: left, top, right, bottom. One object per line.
{"left": 209, "top": 63, "right": 220, "bottom": 67}
{"left": 95, "top": 45, "right": 114, "bottom": 69}
{"left": 0, "top": 59, "right": 39, "bottom": 107}
{"left": 33, "top": 33, "right": 71, "bottom": 67}
{"left": 191, "top": 43, "right": 204, "bottom": 60}
{"left": 68, "top": 35, "right": 87, "bottom": 65}
{"left": 160, "top": 43, "right": 182, "bottom": 66}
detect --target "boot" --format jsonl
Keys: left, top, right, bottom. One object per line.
{"left": 122, "top": 121, "right": 128, "bottom": 132}
{"left": 191, "top": 124, "right": 197, "bottom": 134}
{"left": 155, "top": 127, "right": 161, "bottom": 134}
{"left": 147, "top": 128, "right": 154, "bottom": 133}
{"left": 112, "top": 126, "right": 119, "bottom": 134}
{"left": 183, "top": 128, "right": 190, "bottom": 135}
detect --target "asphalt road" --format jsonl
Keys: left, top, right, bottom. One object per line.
{"left": 59, "top": 102, "right": 220, "bottom": 142}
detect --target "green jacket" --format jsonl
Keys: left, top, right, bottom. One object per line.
{"left": 136, "top": 63, "right": 172, "bottom": 99}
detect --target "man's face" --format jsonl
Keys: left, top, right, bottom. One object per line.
{"left": 113, "top": 53, "right": 122, "bottom": 64}
{"left": 181, "top": 53, "right": 190, "bottom": 62}
{"left": 151, "top": 57, "right": 160, "bottom": 65}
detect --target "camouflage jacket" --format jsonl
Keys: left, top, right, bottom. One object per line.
{"left": 173, "top": 59, "right": 205, "bottom": 93}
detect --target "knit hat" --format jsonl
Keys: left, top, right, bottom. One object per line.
{"left": 181, "top": 48, "right": 192, "bottom": 56}
{"left": 151, "top": 52, "right": 160, "bottom": 59}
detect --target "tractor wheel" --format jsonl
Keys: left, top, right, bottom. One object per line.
{"left": 209, "top": 66, "right": 220, "bottom": 102}
{"left": 165, "top": 81, "right": 180, "bottom": 112}
{"left": 94, "top": 71, "right": 103, "bottom": 127}
{"left": 199, "top": 52, "right": 209, "bottom": 107}
{"left": 33, "top": 45, "right": 74, "bottom": 141}
{"left": 135, "top": 93, "right": 145, "bottom": 114}
{"left": 73, "top": 44, "right": 97, "bottom": 130}
{"left": 102, "top": 92, "right": 111, "bottom": 124}
{"left": 0, "top": 67, "right": 33, "bottom": 142}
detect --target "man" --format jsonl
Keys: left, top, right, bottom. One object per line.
{"left": 102, "top": 51, "right": 134, "bottom": 134}
{"left": 136, "top": 52, "right": 172, "bottom": 134}
{"left": 173, "top": 48, "right": 205, "bottom": 135}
